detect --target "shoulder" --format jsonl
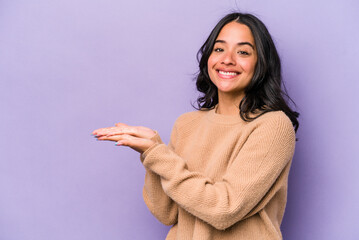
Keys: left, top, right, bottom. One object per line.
{"left": 176, "top": 110, "right": 207, "bottom": 125}
{"left": 250, "top": 111, "right": 296, "bottom": 141}
{"left": 256, "top": 111, "right": 293, "bottom": 127}
{"left": 173, "top": 109, "right": 208, "bottom": 128}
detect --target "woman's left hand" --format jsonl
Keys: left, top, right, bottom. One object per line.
{"left": 92, "top": 123, "right": 157, "bottom": 153}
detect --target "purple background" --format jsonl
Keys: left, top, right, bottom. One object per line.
{"left": 1, "top": 0, "right": 358, "bottom": 239}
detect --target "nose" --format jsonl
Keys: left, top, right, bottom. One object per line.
{"left": 221, "top": 51, "right": 235, "bottom": 65}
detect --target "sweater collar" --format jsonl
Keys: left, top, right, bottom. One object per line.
{"left": 205, "top": 106, "right": 246, "bottom": 125}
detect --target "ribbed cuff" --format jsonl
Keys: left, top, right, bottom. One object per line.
{"left": 140, "top": 131, "right": 163, "bottom": 163}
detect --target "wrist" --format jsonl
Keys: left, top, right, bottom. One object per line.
{"left": 150, "top": 131, "right": 163, "bottom": 144}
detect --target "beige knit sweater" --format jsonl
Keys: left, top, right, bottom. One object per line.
{"left": 141, "top": 108, "right": 296, "bottom": 239}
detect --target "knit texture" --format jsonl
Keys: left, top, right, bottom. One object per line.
{"left": 141, "top": 108, "right": 296, "bottom": 240}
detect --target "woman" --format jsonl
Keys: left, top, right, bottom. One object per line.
{"left": 93, "top": 12, "right": 299, "bottom": 240}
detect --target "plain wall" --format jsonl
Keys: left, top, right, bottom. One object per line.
{"left": 1, "top": 0, "right": 358, "bottom": 239}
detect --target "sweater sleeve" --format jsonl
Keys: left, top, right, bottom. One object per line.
{"left": 141, "top": 129, "right": 178, "bottom": 226}
{"left": 141, "top": 114, "right": 296, "bottom": 230}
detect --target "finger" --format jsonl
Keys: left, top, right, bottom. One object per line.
{"left": 105, "top": 126, "right": 139, "bottom": 137}
{"left": 97, "top": 134, "right": 128, "bottom": 142}
{"left": 92, "top": 127, "right": 110, "bottom": 136}
{"left": 110, "top": 126, "right": 155, "bottom": 139}
{"left": 92, "top": 128, "right": 102, "bottom": 136}
{"left": 94, "top": 126, "right": 138, "bottom": 138}
{"left": 93, "top": 127, "right": 121, "bottom": 137}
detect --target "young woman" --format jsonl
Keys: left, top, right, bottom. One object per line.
{"left": 93, "top": 12, "right": 299, "bottom": 240}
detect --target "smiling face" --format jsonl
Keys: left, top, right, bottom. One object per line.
{"left": 207, "top": 21, "right": 257, "bottom": 101}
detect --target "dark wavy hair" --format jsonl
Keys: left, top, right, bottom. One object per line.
{"left": 195, "top": 12, "right": 299, "bottom": 132}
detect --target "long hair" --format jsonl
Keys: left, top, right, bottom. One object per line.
{"left": 195, "top": 12, "right": 299, "bottom": 132}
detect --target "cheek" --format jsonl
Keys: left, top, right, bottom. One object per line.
{"left": 240, "top": 59, "right": 257, "bottom": 75}
{"left": 207, "top": 55, "right": 218, "bottom": 79}
{"left": 207, "top": 55, "right": 216, "bottom": 69}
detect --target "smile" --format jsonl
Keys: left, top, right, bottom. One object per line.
{"left": 218, "top": 70, "right": 239, "bottom": 76}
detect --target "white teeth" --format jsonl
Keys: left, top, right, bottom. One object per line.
{"left": 219, "top": 71, "right": 238, "bottom": 76}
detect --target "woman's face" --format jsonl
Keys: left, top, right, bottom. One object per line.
{"left": 207, "top": 21, "right": 257, "bottom": 100}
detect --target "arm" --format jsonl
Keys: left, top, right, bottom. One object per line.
{"left": 92, "top": 122, "right": 178, "bottom": 225}
{"left": 141, "top": 132, "right": 178, "bottom": 226}
{"left": 141, "top": 114, "right": 295, "bottom": 230}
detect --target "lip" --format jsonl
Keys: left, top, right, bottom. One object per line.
{"left": 216, "top": 70, "right": 240, "bottom": 79}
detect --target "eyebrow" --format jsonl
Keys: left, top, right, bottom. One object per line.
{"left": 215, "top": 40, "right": 255, "bottom": 50}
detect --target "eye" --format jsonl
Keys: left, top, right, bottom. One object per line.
{"left": 214, "top": 48, "right": 224, "bottom": 52}
{"left": 238, "top": 51, "right": 249, "bottom": 55}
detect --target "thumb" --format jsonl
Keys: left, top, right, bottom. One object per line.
{"left": 115, "top": 122, "right": 129, "bottom": 127}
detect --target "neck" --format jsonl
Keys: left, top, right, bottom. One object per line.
{"left": 216, "top": 92, "right": 243, "bottom": 116}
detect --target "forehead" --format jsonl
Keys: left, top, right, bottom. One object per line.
{"left": 216, "top": 21, "right": 255, "bottom": 45}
